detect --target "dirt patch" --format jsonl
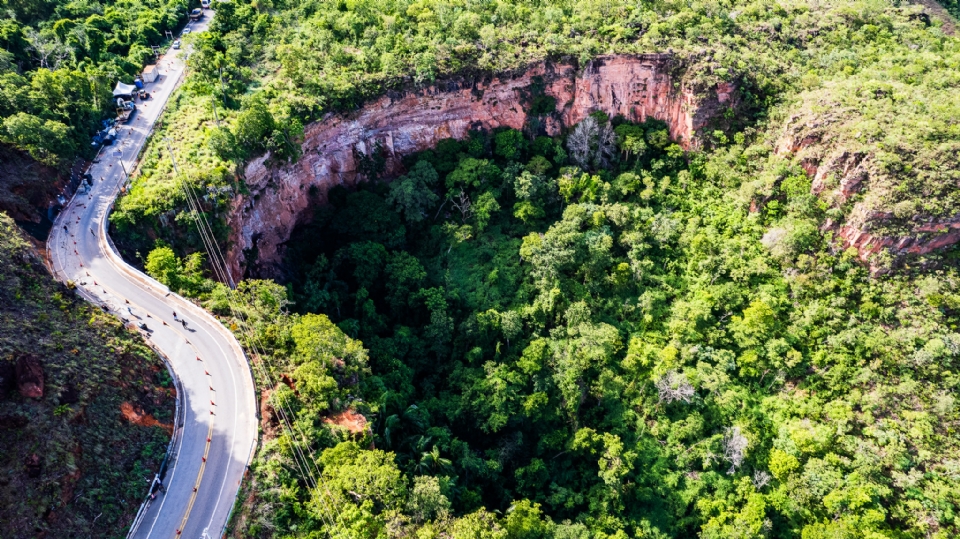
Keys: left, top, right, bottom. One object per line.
{"left": 323, "top": 409, "right": 368, "bottom": 435}
{"left": 60, "top": 468, "right": 82, "bottom": 505}
{"left": 259, "top": 389, "right": 280, "bottom": 441}
{"left": 280, "top": 373, "right": 298, "bottom": 394}
{"left": 120, "top": 402, "right": 172, "bottom": 434}
{"left": 912, "top": 0, "right": 957, "bottom": 35}
{"left": 24, "top": 453, "right": 41, "bottom": 478}
{"left": 16, "top": 354, "right": 43, "bottom": 399}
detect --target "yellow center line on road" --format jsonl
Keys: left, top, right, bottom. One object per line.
{"left": 176, "top": 418, "right": 215, "bottom": 537}
{"left": 62, "top": 257, "right": 218, "bottom": 539}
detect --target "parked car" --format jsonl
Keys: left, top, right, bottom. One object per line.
{"left": 182, "top": 27, "right": 192, "bottom": 34}
{"left": 173, "top": 39, "right": 181, "bottom": 49}
{"left": 190, "top": 8, "right": 203, "bottom": 20}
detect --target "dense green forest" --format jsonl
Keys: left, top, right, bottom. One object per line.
{"left": 0, "top": 0, "right": 193, "bottom": 165}
{"left": 154, "top": 115, "right": 960, "bottom": 538}
{"left": 111, "top": 0, "right": 960, "bottom": 269}
{"left": 0, "top": 213, "right": 173, "bottom": 537}
{"left": 74, "top": 0, "right": 960, "bottom": 536}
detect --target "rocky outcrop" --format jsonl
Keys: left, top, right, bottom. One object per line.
{"left": 15, "top": 354, "right": 43, "bottom": 399}
{"left": 777, "top": 123, "right": 960, "bottom": 270}
{"left": 229, "top": 54, "right": 736, "bottom": 277}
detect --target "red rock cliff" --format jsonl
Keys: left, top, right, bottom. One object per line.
{"left": 776, "top": 121, "right": 960, "bottom": 272}
{"left": 229, "top": 54, "right": 734, "bottom": 276}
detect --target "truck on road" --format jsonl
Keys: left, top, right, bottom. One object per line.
{"left": 116, "top": 98, "right": 135, "bottom": 123}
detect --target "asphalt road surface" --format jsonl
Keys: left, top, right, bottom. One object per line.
{"left": 46, "top": 10, "right": 258, "bottom": 539}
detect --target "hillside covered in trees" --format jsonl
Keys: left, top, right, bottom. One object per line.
{"left": 0, "top": 0, "right": 199, "bottom": 229}
{"left": 0, "top": 0, "right": 193, "bottom": 164}
{"left": 192, "top": 115, "right": 960, "bottom": 538}
{"left": 0, "top": 213, "right": 173, "bottom": 537}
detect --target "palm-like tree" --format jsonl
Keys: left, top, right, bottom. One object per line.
{"left": 416, "top": 444, "right": 453, "bottom": 475}
{"left": 377, "top": 402, "right": 426, "bottom": 450}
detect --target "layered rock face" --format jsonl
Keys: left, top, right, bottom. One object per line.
{"left": 230, "top": 54, "right": 735, "bottom": 276}
{"left": 776, "top": 126, "right": 960, "bottom": 271}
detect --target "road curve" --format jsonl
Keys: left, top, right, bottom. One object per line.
{"left": 46, "top": 10, "right": 258, "bottom": 539}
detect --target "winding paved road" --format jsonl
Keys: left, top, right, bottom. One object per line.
{"left": 46, "top": 10, "right": 258, "bottom": 539}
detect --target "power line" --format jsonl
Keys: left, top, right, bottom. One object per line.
{"left": 170, "top": 148, "right": 339, "bottom": 533}
{"left": 164, "top": 139, "right": 347, "bottom": 534}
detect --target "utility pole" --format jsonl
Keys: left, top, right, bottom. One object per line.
{"left": 114, "top": 149, "right": 129, "bottom": 184}
{"left": 117, "top": 158, "right": 130, "bottom": 192}
{"left": 164, "top": 137, "right": 181, "bottom": 176}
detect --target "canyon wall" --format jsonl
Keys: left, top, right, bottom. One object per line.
{"left": 776, "top": 126, "right": 960, "bottom": 271}
{"left": 229, "top": 54, "right": 735, "bottom": 277}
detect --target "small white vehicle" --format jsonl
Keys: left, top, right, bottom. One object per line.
{"left": 182, "top": 27, "right": 192, "bottom": 35}
{"left": 173, "top": 39, "right": 181, "bottom": 49}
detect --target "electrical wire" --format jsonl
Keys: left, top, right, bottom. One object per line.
{"left": 164, "top": 139, "right": 348, "bottom": 534}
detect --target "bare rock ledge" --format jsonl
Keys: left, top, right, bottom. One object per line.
{"left": 776, "top": 125, "right": 960, "bottom": 272}
{"left": 229, "top": 54, "right": 735, "bottom": 277}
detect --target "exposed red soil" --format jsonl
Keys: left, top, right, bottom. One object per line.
{"left": 16, "top": 354, "right": 43, "bottom": 399}
{"left": 323, "top": 409, "right": 368, "bottom": 435}
{"left": 120, "top": 402, "right": 172, "bottom": 434}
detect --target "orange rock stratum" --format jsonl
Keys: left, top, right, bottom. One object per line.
{"left": 227, "top": 54, "right": 734, "bottom": 276}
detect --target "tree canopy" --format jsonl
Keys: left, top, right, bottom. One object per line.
{"left": 0, "top": 0, "right": 193, "bottom": 165}
{"left": 98, "top": 0, "right": 960, "bottom": 537}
